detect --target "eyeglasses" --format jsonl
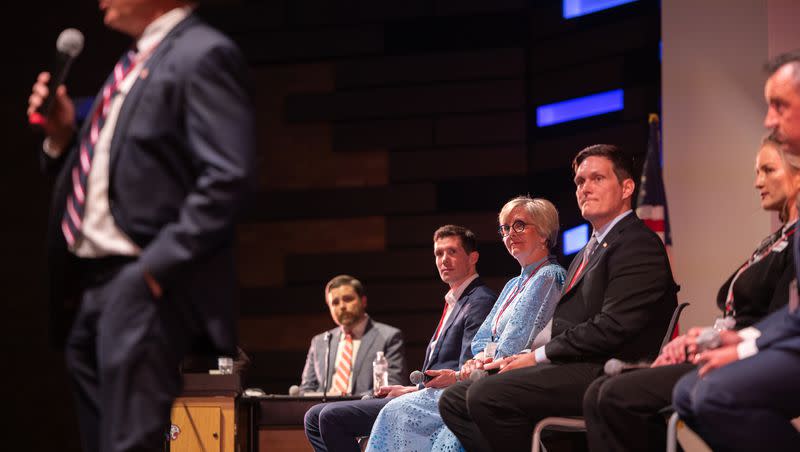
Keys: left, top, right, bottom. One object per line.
{"left": 498, "top": 220, "right": 528, "bottom": 238}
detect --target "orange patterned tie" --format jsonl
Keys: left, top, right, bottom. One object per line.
{"left": 332, "top": 334, "right": 353, "bottom": 395}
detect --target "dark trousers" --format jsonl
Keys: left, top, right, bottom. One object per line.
{"left": 439, "top": 362, "right": 603, "bottom": 452}
{"left": 673, "top": 349, "right": 800, "bottom": 452}
{"left": 304, "top": 397, "right": 390, "bottom": 452}
{"left": 582, "top": 363, "right": 695, "bottom": 452}
{"left": 65, "top": 258, "right": 192, "bottom": 452}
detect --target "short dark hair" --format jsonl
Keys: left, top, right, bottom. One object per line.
{"left": 572, "top": 144, "right": 634, "bottom": 183}
{"left": 765, "top": 50, "right": 800, "bottom": 77}
{"left": 433, "top": 225, "right": 477, "bottom": 254}
{"left": 324, "top": 274, "right": 366, "bottom": 299}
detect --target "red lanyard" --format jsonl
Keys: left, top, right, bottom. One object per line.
{"left": 725, "top": 222, "right": 797, "bottom": 316}
{"left": 492, "top": 260, "right": 549, "bottom": 338}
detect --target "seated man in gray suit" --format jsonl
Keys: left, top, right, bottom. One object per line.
{"left": 304, "top": 225, "right": 497, "bottom": 452}
{"left": 300, "top": 274, "right": 407, "bottom": 396}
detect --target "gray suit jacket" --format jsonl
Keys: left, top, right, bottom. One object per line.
{"left": 300, "top": 318, "right": 406, "bottom": 395}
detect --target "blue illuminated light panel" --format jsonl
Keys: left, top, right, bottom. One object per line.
{"left": 536, "top": 89, "right": 624, "bottom": 127}
{"left": 563, "top": 0, "right": 638, "bottom": 19}
{"left": 563, "top": 223, "right": 590, "bottom": 256}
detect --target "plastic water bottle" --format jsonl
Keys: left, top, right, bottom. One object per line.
{"left": 372, "top": 351, "right": 389, "bottom": 392}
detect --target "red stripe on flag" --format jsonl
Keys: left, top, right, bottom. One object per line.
{"left": 643, "top": 219, "right": 665, "bottom": 232}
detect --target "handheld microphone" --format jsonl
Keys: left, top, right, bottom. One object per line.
{"left": 30, "top": 28, "right": 84, "bottom": 128}
{"left": 288, "top": 385, "right": 301, "bottom": 396}
{"left": 409, "top": 370, "right": 425, "bottom": 385}
{"left": 694, "top": 328, "right": 722, "bottom": 352}
{"left": 603, "top": 358, "right": 651, "bottom": 377}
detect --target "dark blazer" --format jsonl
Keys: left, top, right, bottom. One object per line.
{"left": 300, "top": 318, "right": 407, "bottom": 395}
{"left": 44, "top": 14, "right": 256, "bottom": 354}
{"left": 421, "top": 278, "right": 496, "bottom": 372}
{"left": 545, "top": 213, "right": 679, "bottom": 364}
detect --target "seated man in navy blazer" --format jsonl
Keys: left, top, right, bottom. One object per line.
{"left": 671, "top": 50, "right": 800, "bottom": 452}
{"left": 303, "top": 225, "right": 496, "bottom": 452}
{"left": 300, "top": 274, "right": 407, "bottom": 396}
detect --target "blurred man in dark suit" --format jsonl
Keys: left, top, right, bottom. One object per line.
{"left": 26, "top": 1, "right": 255, "bottom": 451}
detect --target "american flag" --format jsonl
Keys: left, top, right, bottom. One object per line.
{"left": 636, "top": 113, "right": 672, "bottom": 247}
{"left": 637, "top": 114, "right": 679, "bottom": 338}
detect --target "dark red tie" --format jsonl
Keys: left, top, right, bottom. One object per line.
{"left": 566, "top": 236, "right": 598, "bottom": 292}
{"left": 432, "top": 300, "right": 449, "bottom": 342}
{"left": 61, "top": 49, "right": 137, "bottom": 246}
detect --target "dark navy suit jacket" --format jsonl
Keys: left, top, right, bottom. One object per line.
{"left": 421, "top": 278, "right": 496, "bottom": 372}
{"left": 44, "top": 13, "right": 256, "bottom": 354}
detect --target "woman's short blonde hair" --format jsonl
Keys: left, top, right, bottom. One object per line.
{"left": 498, "top": 196, "right": 560, "bottom": 251}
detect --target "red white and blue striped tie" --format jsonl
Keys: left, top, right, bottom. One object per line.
{"left": 61, "top": 49, "right": 137, "bottom": 247}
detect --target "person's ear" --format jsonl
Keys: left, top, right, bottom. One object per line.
{"left": 621, "top": 178, "right": 635, "bottom": 200}
{"left": 469, "top": 251, "right": 479, "bottom": 266}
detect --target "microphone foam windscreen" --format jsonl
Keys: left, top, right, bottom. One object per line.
{"left": 57, "top": 28, "right": 84, "bottom": 57}
{"left": 603, "top": 358, "right": 623, "bottom": 376}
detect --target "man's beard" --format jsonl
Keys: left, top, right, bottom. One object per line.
{"left": 337, "top": 310, "right": 362, "bottom": 326}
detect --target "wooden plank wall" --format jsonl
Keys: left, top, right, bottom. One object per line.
{"left": 199, "top": 0, "right": 661, "bottom": 394}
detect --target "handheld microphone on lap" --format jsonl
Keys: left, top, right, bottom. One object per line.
{"left": 409, "top": 370, "right": 425, "bottom": 385}
{"left": 603, "top": 358, "right": 651, "bottom": 377}
{"left": 30, "top": 28, "right": 84, "bottom": 128}
{"left": 694, "top": 328, "right": 722, "bottom": 352}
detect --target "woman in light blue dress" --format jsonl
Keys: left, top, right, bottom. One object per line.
{"left": 365, "top": 196, "right": 567, "bottom": 452}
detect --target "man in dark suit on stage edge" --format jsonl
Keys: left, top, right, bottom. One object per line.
{"left": 671, "top": 50, "right": 800, "bottom": 452}
{"left": 303, "top": 225, "right": 496, "bottom": 452}
{"left": 439, "top": 144, "right": 679, "bottom": 452}
{"left": 27, "top": 1, "right": 255, "bottom": 451}
{"left": 300, "top": 274, "right": 407, "bottom": 396}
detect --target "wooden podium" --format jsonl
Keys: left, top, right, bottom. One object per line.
{"left": 167, "top": 373, "right": 245, "bottom": 452}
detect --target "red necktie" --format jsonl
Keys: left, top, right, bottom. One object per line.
{"left": 566, "top": 236, "right": 598, "bottom": 292}
{"left": 432, "top": 301, "right": 450, "bottom": 342}
{"left": 61, "top": 49, "right": 137, "bottom": 246}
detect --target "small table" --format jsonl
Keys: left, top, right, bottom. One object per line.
{"left": 244, "top": 395, "right": 362, "bottom": 452}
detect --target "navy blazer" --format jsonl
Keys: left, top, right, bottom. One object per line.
{"left": 44, "top": 14, "right": 256, "bottom": 353}
{"left": 421, "top": 278, "right": 496, "bottom": 372}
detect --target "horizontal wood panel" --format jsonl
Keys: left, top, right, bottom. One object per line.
{"left": 386, "top": 211, "right": 500, "bottom": 247}
{"left": 335, "top": 48, "right": 525, "bottom": 89}
{"left": 236, "top": 217, "right": 385, "bottom": 287}
{"left": 288, "top": 0, "right": 431, "bottom": 25}
{"left": 530, "top": 122, "right": 648, "bottom": 172}
{"left": 434, "top": 0, "right": 526, "bottom": 15}
{"left": 389, "top": 146, "right": 527, "bottom": 182}
{"left": 245, "top": 183, "right": 437, "bottom": 221}
{"left": 436, "top": 111, "right": 527, "bottom": 146}
{"left": 333, "top": 118, "right": 434, "bottom": 151}
{"left": 530, "top": 12, "right": 659, "bottom": 73}
{"left": 435, "top": 175, "right": 530, "bottom": 212}
{"left": 200, "top": 2, "right": 286, "bottom": 33}
{"left": 241, "top": 26, "right": 384, "bottom": 63}
{"left": 286, "top": 80, "right": 526, "bottom": 121}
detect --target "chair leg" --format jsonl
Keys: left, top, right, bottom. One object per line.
{"left": 666, "top": 411, "right": 680, "bottom": 452}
